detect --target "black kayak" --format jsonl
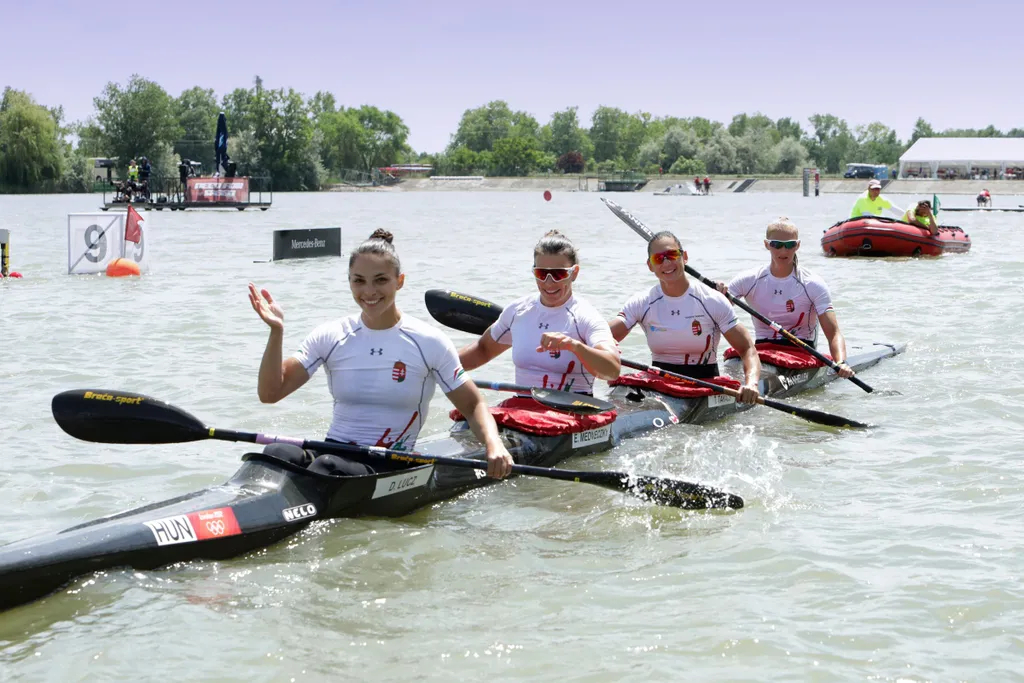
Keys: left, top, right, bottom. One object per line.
{"left": 0, "top": 342, "right": 902, "bottom": 612}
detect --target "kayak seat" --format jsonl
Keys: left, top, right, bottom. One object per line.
{"left": 449, "top": 396, "right": 616, "bottom": 436}
{"left": 263, "top": 442, "right": 313, "bottom": 467}
{"left": 261, "top": 442, "right": 410, "bottom": 477}
{"left": 609, "top": 373, "right": 740, "bottom": 399}
{"left": 723, "top": 342, "right": 830, "bottom": 369}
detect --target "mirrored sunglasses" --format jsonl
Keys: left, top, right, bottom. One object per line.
{"left": 649, "top": 249, "right": 682, "bottom": 265}
{"left": 533, "top": 267, "right": 573, "bottom": 282}
{"left": 767, "top": 239, "right": 799, "bottom": 250}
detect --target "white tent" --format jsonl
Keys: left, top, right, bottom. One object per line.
{"left": 899, "top": 138, "right": 1024, "bottom": 179}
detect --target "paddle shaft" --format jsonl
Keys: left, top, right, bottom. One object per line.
{"left": 204, "top": 427, "right": 543, "bottom": 475}
{"left": 621, "top": 359, "right": 750, "bottom": 401}
{"left": 620, "top": 360, "right": 868, "bottom": 429}
{"left": 110, "top": 423, "right": 732, "bottom": 510}
{"left": 472, "top": 379, "right": 615, "bottom": 414}
{"left": 600, "top": 198, "right": 874, "bottom": 393}
{"left": 208, "top": 428, "right": 635, "bottom": 481}
{"left": 206, "top": 429, "right": 736, "bottom": 509}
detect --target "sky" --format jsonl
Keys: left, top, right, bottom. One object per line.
{"left": 4, "top": 0, "right": 1022, "bottom": 153}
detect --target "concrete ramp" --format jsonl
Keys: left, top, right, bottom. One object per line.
{"left": 733, "top": 179, "right": 757, "bottom": 193}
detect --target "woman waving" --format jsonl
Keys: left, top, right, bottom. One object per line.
{"left": 249, "top": 229, "right": 514, "bottom": 479}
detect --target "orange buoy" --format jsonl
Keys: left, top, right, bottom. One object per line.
{"left": 105, "top": 258, "right": 141, "bottom": 277}
{"left": 543, "top": 190, "right": 552, "bottom": 201}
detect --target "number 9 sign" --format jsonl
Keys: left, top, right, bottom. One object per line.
{"left": 129, "top": 229, "right": 145, "bottom": 262}
{"left": 82, "top": 224, "right": 108, "bottom": 263}
{"left": 68, "top": 213, "right": 147, "bottom": 274}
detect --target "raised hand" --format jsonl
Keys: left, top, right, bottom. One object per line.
{"left": 248, "top": 282, "right": 284, "bottom": 331}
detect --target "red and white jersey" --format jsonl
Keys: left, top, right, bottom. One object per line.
{"left": 293, "top": 313, "right": 468, "bottom": 450}
{"left": 617, "top": 281, "right": 738, "bottom": 365}
{"left": 490, "top": 293, "right": 616, "bottom": 393}
{"left": 727, "top": 265, "right": 834, "bottom": 342}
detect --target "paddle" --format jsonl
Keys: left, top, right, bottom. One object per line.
{"left": 619, "top": 360, "right": 868, "bottom": 429}
{"left": 474, "top": 379, "right": 614, "bottom": 414}
{"left": 425, "top": 289, "right": 866, "bottom": 428}
{"left": 426, "top": 288, "right": 498, "bottom": 335}
{"left": 51, "top": 390, "right": 742, "bottom": 510}
{"left": 600, "top": 198, "right": 874, "bottom": 394}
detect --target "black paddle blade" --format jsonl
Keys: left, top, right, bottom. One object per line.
{"left": 629, "top": 474, "right": 744, "bottom": 510}
{"left": 762, "top": 398, "right": 870, "bottom": 429}
{"left": 424, "top": 289, "right": 502, "bottom": 335}
{"left": 52, "top": 390, "right": 209, "bottom": 444}
{"left": 531, "top": 388, "right": 615, "bottom": 415}
{"left": 578, "top": 470, "right": 743, "bottom": 510}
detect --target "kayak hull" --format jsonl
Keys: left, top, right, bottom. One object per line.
{"left": 821, "top": 217, "right": 971, "bottom": 257}
{"left": 0, "top": 343, "right": 904, "bottom": 611}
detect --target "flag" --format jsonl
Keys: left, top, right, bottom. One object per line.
{"left": 933, "top": 194, "right": 941, "bottom": 216}
{"left": 125, "top": 205, "right": 144, "bottom": 244}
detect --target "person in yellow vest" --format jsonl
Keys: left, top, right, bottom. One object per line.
{"left": 127, "top": 159, "right": 139, "bottom": 183}
{"left": 849, "top": 179, "right": 904, "bottom": 218}
{"left": 902, "top": 199, "right": 939, "bottom": 236}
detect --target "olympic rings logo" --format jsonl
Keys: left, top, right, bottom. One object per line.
{"left": 205, "top": 520, "right": 226, "bottom": 535}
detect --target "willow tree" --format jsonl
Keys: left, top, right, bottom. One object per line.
{"left": 0, "top": 88, "right": 64, "bottom": 189}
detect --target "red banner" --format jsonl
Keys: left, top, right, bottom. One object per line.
{"left": 186, "top": 177, "right": 249, "bottom": 203}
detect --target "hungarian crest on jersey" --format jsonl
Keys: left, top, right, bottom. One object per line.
{"left": 785, "top": 299, "right": 795, "bottom": 313}
{"left": 691, "top": 320, "right": 702, "bottom": 336}
{"left": 392, "top": 360, "right": 407, "bottom": 382}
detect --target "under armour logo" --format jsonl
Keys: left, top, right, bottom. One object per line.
{"left": 669, "top": 310, "right": 680, "bottom": 316}
{"left": 370, "top": 348, "right": 383, "bottom": 355}
{"left": 774, "top": 289, "right": 783, "bottom": 295}
{"left": 538, "top": 323, "right": 549, "bottom": 329}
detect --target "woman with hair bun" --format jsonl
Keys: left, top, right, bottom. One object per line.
{"left": 458, "top": 230, "right": 620, "bottom": 393}
{"left": 611, "top": 230, "right": 761, "bottom": 403}
{"left": 716, "top": 217, "right": 854, "bottom": 379}
{"left": 248, "top": 228, "right": 514, "bottom": 478}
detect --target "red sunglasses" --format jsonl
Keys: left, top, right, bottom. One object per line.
{"left": 649, "top": 248, "right": 682, "bottom": 265}
{"left": 533, "top": 266, "right": 574, "bottom": 282}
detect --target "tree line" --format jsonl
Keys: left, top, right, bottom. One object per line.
{"left": 2, "top": 76, "right": 1023, "bottom": 192}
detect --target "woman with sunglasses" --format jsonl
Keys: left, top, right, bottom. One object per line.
{"left": 610, "top": 232, "right": 762, "bottom": 403}
{"left": 717, "top": 218, "right": 855, "bottom": 379}
{"left": 249, "top": 229, "right": 515, "bottom": 479}
{"left": 458, "top": 230, "right": 620, "bottom": 394}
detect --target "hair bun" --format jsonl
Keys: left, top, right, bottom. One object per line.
{"left": 368, "top": 228, "right": 394, "bottom": 244}
{"left": 543, "top": 229, "right": 564, "bottom": 238}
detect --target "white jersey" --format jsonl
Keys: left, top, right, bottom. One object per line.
{"left": 617, "top": 281, "right": 738, "bottom": 366}
{"left": 727, "top": 265, "right": 834, "bottom": 342}
{"left": 490, "top": 293, "right": 616, "bottom": 393}
{"left": 293, "top": 313, "right": 468, "bottom": 450}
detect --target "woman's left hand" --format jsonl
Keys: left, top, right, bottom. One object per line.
{"left": 537, "top": 332, "right": 579, "bottom": 354}
{"left": 486, "top": 442, "right": 515, "bottom": 479}
{"left": 738, "top": 383, "right": 761, "bottom": 404}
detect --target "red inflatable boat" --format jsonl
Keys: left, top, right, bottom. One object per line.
{"left": 821, "top": 217, "right": 971, "bottom": 257}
